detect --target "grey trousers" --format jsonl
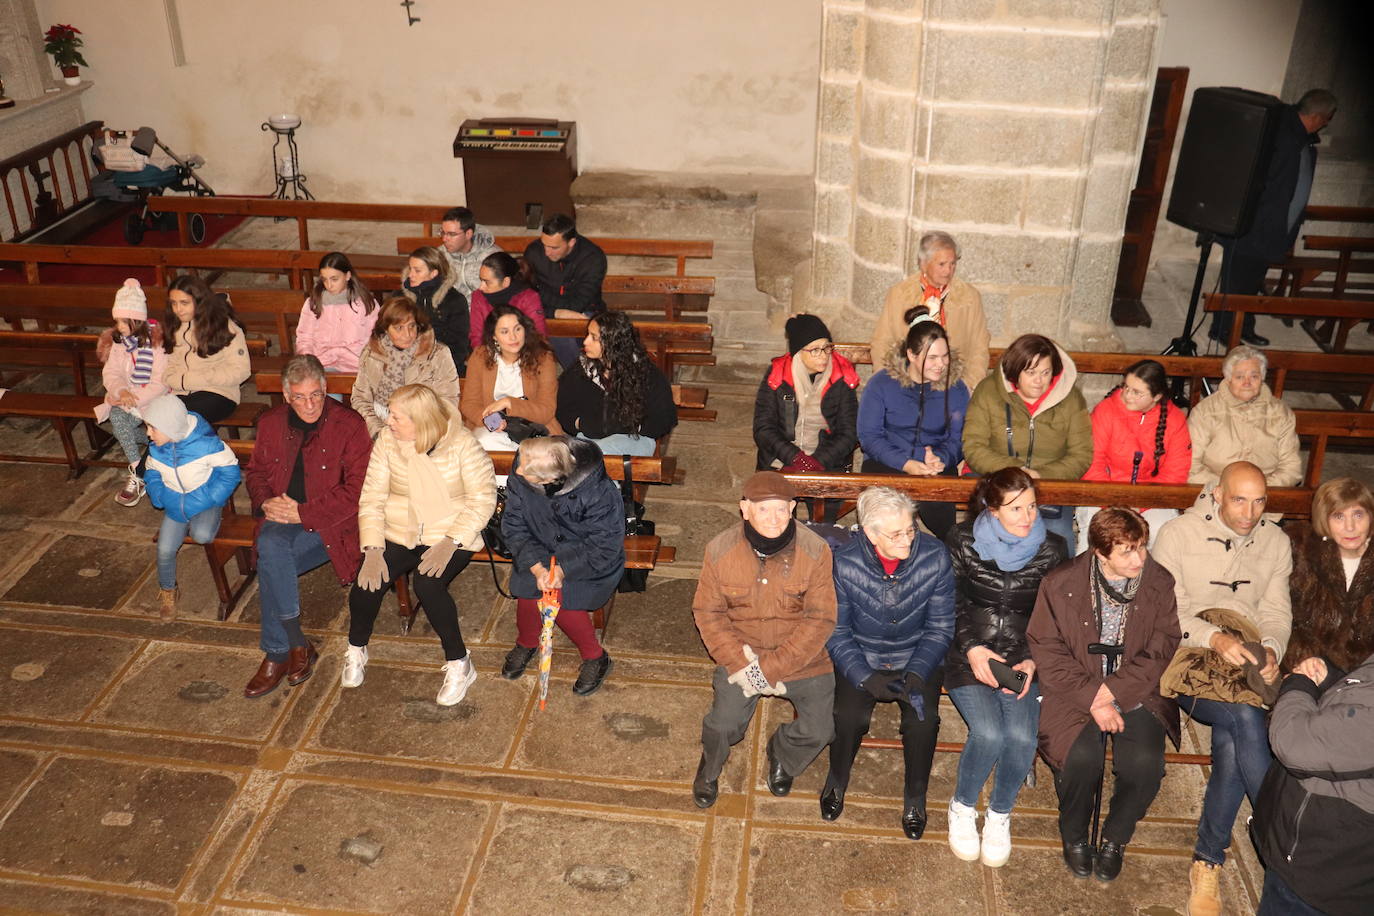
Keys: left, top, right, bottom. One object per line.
{"left": 699, "top": 666, "right": 835, "bottom": 781}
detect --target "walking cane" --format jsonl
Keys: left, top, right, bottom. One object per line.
{"left": 1087, "top": 642, "right": 1126, "bottom": 851}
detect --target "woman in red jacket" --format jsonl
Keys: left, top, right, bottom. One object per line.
{"left": 1074, "top": 360, "right": 1191, "bottom": 554}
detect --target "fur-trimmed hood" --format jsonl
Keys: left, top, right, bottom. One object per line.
{"left": 97, "top": 323, "right": 164, "bottom": 363}
{"left": 996, "top": 341, "right": 1078, "bottom": 413}
{"left": 880, "top": 342, "right": 965, "bottom": 391}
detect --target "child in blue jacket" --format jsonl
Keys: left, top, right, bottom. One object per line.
{"left": 142, "top": 395, "right": 241, "bottom": 620}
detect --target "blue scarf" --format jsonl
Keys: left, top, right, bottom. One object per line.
{"left": 971, "top": 510, "right": 1046, "bottom": 571}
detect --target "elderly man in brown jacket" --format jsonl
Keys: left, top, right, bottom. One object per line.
{"left": 690, "top": 471, "right": 838, "bottom": 809}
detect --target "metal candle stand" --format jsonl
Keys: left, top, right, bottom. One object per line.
{"left": 260, "top": 120, "right": 314, "bottom": 202}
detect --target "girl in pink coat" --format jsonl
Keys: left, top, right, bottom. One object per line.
{"left": 96, "top": 278, "right": 169, "bottom": 507}
{"left": 294, "top": 252, "right": 378, "bottom": 374}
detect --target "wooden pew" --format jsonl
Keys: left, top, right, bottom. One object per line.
{"left": 210, "top": 441, "right": 678, "bottom": 627}
{"left": 1204, "top": 292, "right": 1374, "bottom": 353}
{"left": 397, "top": 235, "right": 713, "bottom": 277}
{"left": 832, "top": 342, "right": 1374, "bottom": 410}
{"left": 146, "top": 195, "right": 455, "bottom": 250}
{"left": 1275, "top": 205, "right": 1374, "bottom": 298}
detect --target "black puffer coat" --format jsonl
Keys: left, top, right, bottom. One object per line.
{"left": 753, "top": 353, "right": 859, "bottom": 471}
{"left": 943, "top": 516, "right": 1068, "bottom": 689}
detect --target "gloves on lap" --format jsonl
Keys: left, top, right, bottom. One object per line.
{"left": 357, "top": 548, "right": 388, "bottom": 591}
{"left": 417, "top": 538, "right": 459, "bottom": 577}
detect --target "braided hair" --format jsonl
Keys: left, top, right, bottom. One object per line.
{"left": 1118, "top": 359, "right": 1171, "bottom": 478}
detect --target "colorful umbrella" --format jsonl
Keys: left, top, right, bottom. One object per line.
{"left": 536, "top": 557, "right": 561, "bottom": 711}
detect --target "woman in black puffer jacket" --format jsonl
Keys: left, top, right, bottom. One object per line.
{"left": 942, "top": 467, "right": 1068, "bottom": 867}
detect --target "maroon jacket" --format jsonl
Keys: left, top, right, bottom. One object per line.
{"left": 246, "top": 399, "right": 371, "bottom": 583}
{"left": 1027, "top": 552, "right": 1181, "bottom": 770}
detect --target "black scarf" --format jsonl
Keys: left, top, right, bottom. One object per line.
{"left": 285, "top": 409, "right": 320, "bottom": 504}
{"left": 405, "top": 274, "right": 442, "bottom": 301}
{"left": 743, "top": 519, "right": 796, "bottom": 557}
{"left": 484, "top": 277, "right": 528, "bottom": 308}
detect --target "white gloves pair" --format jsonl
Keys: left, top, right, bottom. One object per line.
{"left": 728, "top": 645, "right": 787, "bottom": 698}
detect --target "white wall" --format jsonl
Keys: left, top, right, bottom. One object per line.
{"left": 1152, "top": 0, "right": 1303, "bottom": 257}
{"left": 35, "top": 0, "right": 822, "bottom": 202}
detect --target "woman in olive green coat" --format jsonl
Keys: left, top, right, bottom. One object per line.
{"left": 962, "top": 334, "right": 1093, "bottom": 547}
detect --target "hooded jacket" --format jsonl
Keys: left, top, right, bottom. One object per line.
{"left": 827, "top": 528, "right": 955, "bottom": 689}
{"left": 753, "top": 352, "right": 859, "bottom": 471}
{"left": 145, "top": 413, "right": 241, "bottom": 523}
{"left": 870, "top": 275, "right": 990, "bottom": 393}
{"left": 693, "top": 523, "right": 836, "bottom": 684}
{"left": 350, "top": 331, "right": 461, "bottom": 438}
{"left": 246, "top": 399, "right": 371, "bottom": 583}
{"left": 1027, "top": 552, "right": 1182, "bottom": 770}
{"left": 164, "top": 320, "right": 250, "bottom": 404}
{"left": 95, "top": 324, "right": 168, "bottom": 423}
{"left": 401, "top": 272, "right": 470, "bottom": 375}
{"left": 962, "top": 345, "right": 1093, "bottom": 480}
{"left": 1187, "top": 381, "right": 1301, "bottom": 489}
{"left": 1284, "top": 524, "right": 1374, "bottom": 672}
{"left": 943, "top": 517, "right": 1069, "bottom": 689}
{"left": 523, "top": 235, "right": 607, "bottom": 318}
{"left": 502, "top": 436, "right": 626, "bottom": 610}
{"left": 443, "top": 225, "right": 500, "bottom": 300}
{"left": 294, "top": 295, "right": 379, "bottom": 374}
{"left": 1254, "top": 656, "right": 1374, "bottom": 916}
{"left": 1152, "top": 499, "right": 1293, "bottom": 661}
{"left": 357, "top": 418, "right": 497, "bottom": 550}
{"left": 858, "top": 348, "right": 970, "bottom": 471}
{"left": 1084, "top": 390, "right": 1191, "bottom": 484}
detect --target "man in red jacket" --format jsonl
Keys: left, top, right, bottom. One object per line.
{"left": 244, "top": 355, "right": 372, "bottom": 697}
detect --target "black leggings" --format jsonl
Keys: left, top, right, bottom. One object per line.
{"left": 860, "top": 458, "right": 957, "bottom": 541}
{"left": 347, "top": 540, "right": 474, "bottom": 660}
{"left": 178, "top": 391, "right": 238, "bottom": 424}
{"left": 828, "top": 668, "right": 944, "bottom": 807}
{"left": 1052, "top": 707, "right": 1166, "bottom": 846}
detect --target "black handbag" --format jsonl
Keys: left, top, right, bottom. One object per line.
{"left": 503, "top": 415, "right": 548, "bottom": 443}
{"left": 481, "top": 485, "right": 515, "bottom": 598}
{"left": 617, "top": 455, "right": 654, "bottom": 593}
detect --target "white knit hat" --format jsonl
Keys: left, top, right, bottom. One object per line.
{"left": 112, "top": 278, "right": 147, "bottom": 321}
{"left": 142, "top": 395, "right": 195, "bottom": 442}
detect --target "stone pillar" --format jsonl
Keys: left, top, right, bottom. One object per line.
{"left": 0, "top": 0, "right": 53, "bottom": 101}
{"left": 807, "top": 0, "right": 1160, "bottom": 349}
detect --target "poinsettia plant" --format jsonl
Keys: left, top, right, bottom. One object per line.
{"left": 43, "top": 24, "right": 88, "bottom": 69}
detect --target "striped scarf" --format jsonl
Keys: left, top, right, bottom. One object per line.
{"left": 123, "top": 337, "right": 156, "bottom": 387}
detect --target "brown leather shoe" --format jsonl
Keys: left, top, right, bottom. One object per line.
{"left": 286, "top": 643, "right": 318, "bottom": 686}
{"left": 244, "top": 657, "right": 288, "bottom": 698}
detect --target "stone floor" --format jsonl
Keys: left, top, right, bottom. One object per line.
{"left": 1, "top": 192, "right": 1365, "bottom": 913}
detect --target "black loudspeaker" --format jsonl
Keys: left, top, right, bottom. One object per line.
{"left": 1166, "top": 87, "right": 1284, "bottom": 238}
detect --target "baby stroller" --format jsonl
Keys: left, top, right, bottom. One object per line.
{"left": 92, "top": 127, "right": 215, "bottom": 245}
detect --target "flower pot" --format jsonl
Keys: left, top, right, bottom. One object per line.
{"left": 60, "top": 65, "right": 81, "bottom": 86}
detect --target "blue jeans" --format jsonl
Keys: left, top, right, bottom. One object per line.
{"left": 157, "top": 507, "right": 223, "bottom": 590}
{"left": 577, "top": 432, "right": 657, "bottom": 457}
{"left": 1177, "top": 694, "right": 1272, "bottom": 864}
{"left": 948, "top": 681, "right": 1041, "bottom": 813}
{"left": 1039, "top": 504, "right": 1075, "bottom": 549}
{"left": 255, "top": 522, "right": 331, "bottom": 655}
{"left": 1258, "top": 869, "right": 1326, "bottom": 916}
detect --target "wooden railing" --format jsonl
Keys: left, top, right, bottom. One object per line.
{"left": 146, "top": 196, "right": 457, "bottom": 249}
{"left": 0, "top": 120, "right": 105, "bottom": 243}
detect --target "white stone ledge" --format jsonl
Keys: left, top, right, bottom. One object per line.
{"left": 854, "top": 199, "right": 910, "bottom": 219}
{"left": 852, "top": 251, "right": 905, "bottom": 271}
{"left": 925, "top": 21, "right": 1105, "bottom": 39}
{"left": 861, "top": 83, "right": 919, "bottom": 100}
{"left": 855, "top": 143, "right": 910, "bottom": 162}
{"left": 814, "top": 180, "right": 851, "bottom": 193}
{"left": 918, "top": 163, "right": 1083, "bottom": 178}
{"left": 909, "top": 220, "right": 1078, "bottom": 241}
{"left": 920, "top": 99, "right": 1093, "bottom": 117}
{"left": 819, "top": 74, "right": 860, "bottom": 88}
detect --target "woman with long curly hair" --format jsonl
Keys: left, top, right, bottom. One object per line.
{"left": 459, "top": 304, "right": 563, "bottom": 451}
{"left": 162, "top": 275, "right": 250, "bottom": 423}
{"left": 555, "top": 310, "right": 677, "bottom": 456}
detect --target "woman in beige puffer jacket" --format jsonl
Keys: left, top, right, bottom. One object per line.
{"left": 345, "top": 384, "right": 497, "bottom": 707}
{"left": 1187, "top": 346, "right": 1302, "bottom": 489}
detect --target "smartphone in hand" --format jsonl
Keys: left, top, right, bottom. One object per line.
{"left": 987, "top": 658, "right": 1028, "bottom": 693}
{"left": 483, "top": 411, "right": 504, "bottom": 431}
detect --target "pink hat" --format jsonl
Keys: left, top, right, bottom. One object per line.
{"left": 112, "top": 278, "right": 147, "bottom": 321}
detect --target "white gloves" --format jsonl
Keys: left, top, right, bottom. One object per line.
{"left": 727, "top": 645, "right": 787, "bottom": 698}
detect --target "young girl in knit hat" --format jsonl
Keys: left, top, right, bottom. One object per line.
{"left": 95, "top": 278, "right": 168, "bottom": 506}
{"left": 142, "top": 394, "right": 241, "bottom": 621}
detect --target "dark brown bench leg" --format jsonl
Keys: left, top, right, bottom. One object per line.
{"left": 203, "top": 541, "right": 237, "bottom": 617}
{"left": 592, "top": 592, "right": 616, "bottom": 638}
{"left": 396, "top": 574, "right": 419, "bottom": 634}
{"left": 48, "top": 417, "right": 83, "bottom": 479}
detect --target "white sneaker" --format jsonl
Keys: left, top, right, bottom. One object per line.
{"left": 980, "top": 809, "right": 1012, "bottom": 867}
{"left": 947, "top": 800, "right": 981, "bottom": 862}
{"left": 436, "top": 656, "right": 476, "bottom": 706}
{"left": 341, "top": 645, "right": 368, "bottom": 688}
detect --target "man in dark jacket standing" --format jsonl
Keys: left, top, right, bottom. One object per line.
{"left": 524, "top": 213, "right": 606, "bottom": 366}
{"left": 1028, "top": 507, "right": 1181, "bottom": 883}
{"left": 1210, "top": 88, "right": 1337, "bottom": 347}
{"left": 690, "top": 472, "right": 837, "bottom": 810}
{"left": 1253, "top": 651, "right": 1374, "bottom": 916}
{"left": 244, "top": 355, "right": 371, "bottom": 698}
{"left": 822, "top": 486, "right": 953, "bottom": 839}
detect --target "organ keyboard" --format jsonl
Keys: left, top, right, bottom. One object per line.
{"left": 452, "top": 118, "right": 577, "bottom": 226}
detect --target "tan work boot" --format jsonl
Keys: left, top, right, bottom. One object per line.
{"left": 1186, "top": 859, "right": 1222, "bottom": 916}
{"left": 158, "top": 588, "right": 178, "bottom": 622}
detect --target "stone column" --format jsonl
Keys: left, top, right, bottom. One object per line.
{"left": 806, "top": 0, "right": 1160, "bottom": 349}
{"left": 0, "top": 0, "right": 53, "bottom": 100}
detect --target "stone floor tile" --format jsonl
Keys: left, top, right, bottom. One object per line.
{"left": 0, "top": 748, "right": 40, "bottom": 814}
{"left": 601, "top": 576, "right": 710, "bottom": 658}
{"left": 0, "top": 881, "right": 176, "bottom": 915}
{"left": 311, "top": 662, "right": 528, "bottom": 766}
{"left": 0, "top": 756, "right": 237, "bottom": 890}
{"left": 88, "top": 643, "right": 293, "bottom": 739}
{"left": 514, "top": 679, "right": 715, "bottom": 784}
{"left": 123, "top": 548, "right": 225, "bottom": 621}
{"left": 467, "top": 806, "right": 702, "bottom": 914}
{"left": 229, "top": 781, "right": 487, "bottom": 913}
{"left": 639, "top": 498, "right": 746, "bottom": 564}
{"left": 0, "top": 721, "right": 261, "bottom": 768}
{"left": 237, "top": 561, "right": 348, "bottom": 632}
{"left": 0, "top": 627, "right": 141, "bottom": 719}
{"left": 3, "top": 534, "right": 151, "bottom": 610}
{"left": 747, "top": 827, "right": 987, "bottom": 915}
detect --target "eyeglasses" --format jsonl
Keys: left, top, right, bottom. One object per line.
{"left": 876, "top": 527, "right": 917, "bottom": 543}
{"left": 289, "top": 392, "right": 326, "bottom": 405}
{"left": 439, "top": 231, "right": 465, "bottom": 239}
{"left": 801, "top": 344, "right": 834, "bottom": 357}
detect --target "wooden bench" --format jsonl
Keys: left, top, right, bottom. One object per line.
{"left": 203, "top": 444, "right": 678, "bottom": 629}
{"left": 0, "top": 391, "right": 266, "bottom": 478}
{"left": 832, "top": 342, "right": 1374, "bottom": 410}
{"left": 1204, "top": 292, "right": 1374, "bottom": 353}
{"left": 397, "top": 235, "right": 713, "bottom": 277}
{"left": 1274, "top": 205, "right": 1374, "bottom": 299}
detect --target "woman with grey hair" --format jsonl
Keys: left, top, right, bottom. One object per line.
{"left": 870, "top": 231, "right": 990, "bottom": 392}
{"left": 1187, "top": 345, "right": 1301, "bottom": 490}
{"left": 822, "top": 486, "right": 955, "bottom": 839}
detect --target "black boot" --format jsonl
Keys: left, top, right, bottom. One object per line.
{"left": 1062, "top": 842, "right": 1095, "bottom": 878}
{"left": 692, "top": 756, "right": 719, "bottom": 809}
{"left": 765, "top": 741, "right": 793, "bottom": 797}
{"left": 572, "top": 652, "right": 613, "bottom": 696}
{"left": 501, "top": 645, "right": 536, "bottom": 680}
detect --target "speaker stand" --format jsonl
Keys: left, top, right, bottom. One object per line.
{"left": 1163, "top": 230, "right": 1216, "bottom": 357}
